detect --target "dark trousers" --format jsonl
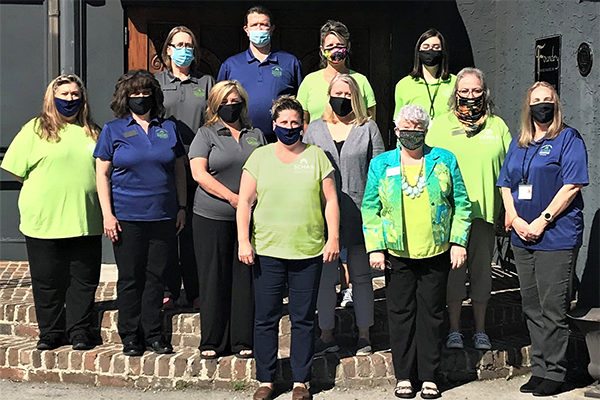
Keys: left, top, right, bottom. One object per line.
{"left": 253, "top": 255, "right": 323, "bottom": 383}
{"left": 113, "top": 220, "right": 175, "bottom": 344}
{"left": 386, "top": 251, "right": 450, "bottom": 382}
{"left": 193, "top": 214, "right": 254, "bottom": 354}
{"left": 163, "top": 193, "right": 199, "bottom": 303}
{"left": 25, "top": 235, "right": 102, "bottom": 341}
{"left": 513, "top": 246, "right": 576, "bottom": 382}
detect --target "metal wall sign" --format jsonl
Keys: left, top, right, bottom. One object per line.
{"left": 577, "top": 43, "right": 593, "bottom": 77}
{"left": 535, "top": 35, "right": 561, "bottom": 94}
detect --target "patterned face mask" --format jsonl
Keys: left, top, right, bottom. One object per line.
{"left": 323, "top": 47, "right": 348, "bottom": 63}
{"left": 396, "top": 129, "right": 426, "bottom": 150}
{"left": 455, "top": 94, "right": 487, "bottom": 137}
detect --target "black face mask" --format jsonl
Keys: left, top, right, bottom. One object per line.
{"left": 530, "top": 102, "right": 555, "bottom": 124}
{"left": 128, "top": 96, "right": 154, "bottom": 116}
{"left": 329, "top": 97, "right": 353, "bottom": 117}
{"left": 419, "top": 50, "right": 443, "bottom": 67}
{"left": 218, "top": 102, "right": 244, "bottom": 123}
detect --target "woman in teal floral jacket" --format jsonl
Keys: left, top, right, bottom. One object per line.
{"left": 361, "top": 105, "right": 471, "bottom": 399}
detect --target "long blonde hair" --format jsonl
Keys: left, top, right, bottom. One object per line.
{"left": 518, "top": 81, "right": 565, "bottom": 148}
{"left": 322, "top": 74, "right": 369, "bottom": 125}
{"left": 205, "top": 80, "right": 251, "bottom": 127}
{"left": 36, "top": 74, "right": 99, "bottom": 142}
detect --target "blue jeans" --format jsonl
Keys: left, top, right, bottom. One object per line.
{"left": 253, "top": 255, "right": 323, "bottom": 383}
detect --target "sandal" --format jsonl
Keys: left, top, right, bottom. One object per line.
{"left": 420, "top": 383, "right": 441, "bottom": 399}
{"left": 236, "top": 349, "right": 254, "bottom": 359}
{"left": 394, "top": 380, "right": 416, "bottom": 399}
{"left": 200, "top": 350, "right": 218, "bottom": 359}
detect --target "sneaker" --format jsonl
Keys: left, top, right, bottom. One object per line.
{"left": 355, "top": 337, "right": 372, "bottom": 355}
{"left": 445, "top": 331, "right": 464, "bottom": 349}
{"left": 473, "top": 332, "right": 492, "bottom": 350}
{"left": 340, "top": 288, "right": 354, "bottom": 308}
{"left": 162, "top": 297, "right": 175, "bottom": 310}
{"left": 314, "top": 337, "right": 339, "bottom": 356}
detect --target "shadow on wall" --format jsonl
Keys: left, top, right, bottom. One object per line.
{"left": 577, "top": 208, "right": 600, "bottom": 309}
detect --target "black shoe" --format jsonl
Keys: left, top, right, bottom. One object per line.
{"left": 37, "top": 335, "right": 62, "bottom": 351}
{"left": 533, "top": 379, "right": 564, "bottom": 397}
{"left": 72, "top": 333, "right": 95, "bottom": 351}
{"left": 123, "top": 340, "right": 145, "bottom": 357}
{"left": 147, "top": 340, "right": 173, "bottom": 354}
{"left": 520, "top": 376, "right": 544, "bottom": 393}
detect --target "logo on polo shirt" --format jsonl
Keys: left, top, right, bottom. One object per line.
{"left": 479, "top": 128, "right": 499, "bottom": 141}
{"left": 246, "top": 137, "right": 259, "bottom": 147}
{"left": 193, "top": 88, "right": 206, "bottom": 98}
{"left": 156, "top": 129, "right": 169, "bottom": 139}
{"left": 271, "top": 66, "right": 283, "bottom": 77}
{"left": 294, "top": 158, "right": 314, "bottom": 172}
{"left": 539, "top": 144, "right": 553, "bottom": 156}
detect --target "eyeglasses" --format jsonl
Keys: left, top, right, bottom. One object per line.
{"left": 420, "top": 44, "right": 442, "bottom": 51}
{"left": 169, "top": 42, "right": 194, "bottom": 50}
{"left": 457, "top": 88, "right": 484, "bottom": 96}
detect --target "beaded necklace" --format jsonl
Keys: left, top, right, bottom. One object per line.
{"left": 400, "top": 157, "right": 426, "bottom": 199}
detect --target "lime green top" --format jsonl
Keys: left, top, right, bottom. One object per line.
{"left": 393, "top": 74, "right": 457, "bottom": 120}
{"left": 297, "top": 69, "right": 377, "bottom": 123}
{"left": 1, "top": 119, "right": 102, "bottom": 239}
{"left": 426, "top": 112, "right": 512, "bottom": 224}
{"left": 389, "top": 165, "right": 449, "bottom": 259}
{"left": 243, "top": 144, "right": 334, "bottom": 259}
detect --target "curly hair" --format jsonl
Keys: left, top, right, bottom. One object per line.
{"left": 110, "top": 70, "right": 165, "bottom": 118}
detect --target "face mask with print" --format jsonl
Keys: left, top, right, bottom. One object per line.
{"left": 323, "top": 47, "right": 348, "bottom": 63}
{"left": 249, "top": 30, "right": 271, "bottom": 47}
{"left": 397, "top": 130, "right": 426, "bottom": 150}
{"left": 274, "top": 124, "right": 303, "bottom": 145}
{"left": 171, "top": 47, "right": 194, "bottom": 68}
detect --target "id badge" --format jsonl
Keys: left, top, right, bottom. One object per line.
{"left": 386, "top": 166, "right": 400, "bottom": 177}
{"left": 518, "top": 184, "right": 533, "bottom": 200}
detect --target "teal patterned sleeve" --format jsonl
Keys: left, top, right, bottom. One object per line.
{"left": 448, "top": 154, "right": 472, "bottom": 247}
{"left": 361, "top": 158, "right": 386, "bottom": 253}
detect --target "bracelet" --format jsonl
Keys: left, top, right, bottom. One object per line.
{"left": 178, "top": 205, "right": 187, "bottom": 211}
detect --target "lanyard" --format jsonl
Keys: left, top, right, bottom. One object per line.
{"left": 424, "top": 78, "right": 441, "bottom": 119}
{"left": 520, "top": 140, "right": 545, "bottom": 184}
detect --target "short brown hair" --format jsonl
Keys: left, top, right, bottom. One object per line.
{"left": 110, "top": 70, "right": 165, "bottom": 119}
{"left": 160, "top": 26, "right": 200, "bottom": 72}
{"left": 271, "top": 95, "right": 303, "bottom": 124}
{"left": 319, "top": 20, "right": 351, "bottom": 69}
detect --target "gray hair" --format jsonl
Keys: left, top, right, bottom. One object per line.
{"left": 395, "top": 104, "right": 430, "bottom": 130}
{"left": 448, "top": 67, "right": 494, "bottom": 115}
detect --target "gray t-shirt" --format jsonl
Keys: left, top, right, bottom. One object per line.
{"left": 189, "top": 122, "right": 266, "bottom": 221}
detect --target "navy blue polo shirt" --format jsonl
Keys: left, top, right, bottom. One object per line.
{"left": 497, "top": 127, "right": 589, "bottom": 250}
{"left": 93, "top": 115, "right": 186, "bottom": 222}
{"left": 217, "top": 48, "right": 303, "bottom": 142}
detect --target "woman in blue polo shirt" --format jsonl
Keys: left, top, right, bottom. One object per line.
{"left": 94, "top": 69, "right": 187, "bottom": 357}
{"left": 497, "top": 81, "right": 588, "bottom": 397}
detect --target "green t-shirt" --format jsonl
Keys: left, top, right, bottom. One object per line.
{"left": 297, "top": 69, "right": 377, "bottom": 123}
{"left": 1, "top": 119, "right": 103, "bottom": 239}
{"left": 243, "top": 144, "right": 334, "bottom": 259}
{"left": 393, "top": 74, "right": 457, "bottom": 120}
{"left": 389, "top": 165, "right": 449, "bottom": 259}
{"left": 426, "top": 112, "right": 512, "bottom": 224}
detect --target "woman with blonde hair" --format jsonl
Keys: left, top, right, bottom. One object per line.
{"left": 497, "top": 81, "right": 588, "bottom": 396}
{"left": 189, "top": 80, "right": 266, "bottom": 359}
{"left": 1, "top": 74, "right": 102, "bottom": 351}
{"left": 155, "top": 25, "right": 215, "bottom": 310}
{"left": 304, "top": 73, "right": 385, "bottom": 356}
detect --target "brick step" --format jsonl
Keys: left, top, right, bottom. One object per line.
{"left": 0, "top": 333, "right": 534, "bottom": 389}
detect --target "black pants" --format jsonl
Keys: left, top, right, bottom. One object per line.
{"left": 113, "top": 220, "right": 175, "bottom": 344}
{"left": 386, "top": 251, "right": 450, "bottom": 382}
{"left": 163, "top": 192, "right": 199, "bottom": 303}
{"left": 193, "top": 214, "right": 254, "bottom": 354}
{"left": 25, "top": 235, "right": 102, "bottom": 342}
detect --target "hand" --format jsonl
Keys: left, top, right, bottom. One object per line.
{"left": 323, "top": 239, "right": 340, "bottom": 263}
{"left": 526, "top": 217, "right": 548, "bottom": 242}
{"left": 103, "top": 214, "right": 122, "bottom": 243}
{"left": 504, "top": 212, "right": 516, "bottom": 232}
{"left": 175, "top": 209, "right": 186, "bottom": 235}
{"left": 450, "top": 244, "right": 467, "bottom": 270}
{"left": 369, "top": 251, "right": 386, "bottom": 270}
{"left": 512, "top": 217, "right": 530, "bottom": 242}
{"left": 238, "top": 239, "right": 256, "bottom": 265}
{"left": 228, "top": 193, "right": 239, "bottom": 209}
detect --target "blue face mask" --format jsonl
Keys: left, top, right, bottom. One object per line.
{"left": 274, "top": 124, "right": 303, "bottom": 145}
{"left": 54, "top": 97, "right": 81, "bottom": 117}
{"left": 170, "top": 47, "right": 194, "bottom": 68}
{"left": 249, "top": 30, "right": 271, "bottom": 48}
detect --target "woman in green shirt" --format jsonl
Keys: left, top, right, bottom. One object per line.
{"left": 1, "top": 74, "right": 103, "bottom": 352}
{"left": 237, "top": 96, "right": 339, "bottom": 400}
{"left": 393, "top": 29, "right": 456, "bottom": 122}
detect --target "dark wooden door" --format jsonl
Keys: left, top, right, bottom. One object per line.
{"left": 126, "top": 1, "right": 393, "bottom": 144}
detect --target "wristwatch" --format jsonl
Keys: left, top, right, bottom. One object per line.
{"left": 542, "top": 211, "right": 553, "bottom": 222}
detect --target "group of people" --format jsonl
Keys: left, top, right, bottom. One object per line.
{"left": 1, "top": 4, "right": 589, "bottom": 400}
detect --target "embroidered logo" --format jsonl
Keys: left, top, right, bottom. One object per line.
{"left": 156, "top": 129, "right": 169, "bottom": 139}
{"left": 246, "top": 137, "right": 259, "bottom": 147}
{"left": 539, "top": 144, "right": 553, "bottom": 156}
{"left": 193, "top": 88, "right": 205, "bottom": 98}
{"left": 271, "top": 66, "right": 283, "bottom": 77}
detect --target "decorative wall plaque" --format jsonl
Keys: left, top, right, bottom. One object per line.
{"left": 535, "top": 35, "right": 561, "bottom": 94}
{"left": 577, "top": 42, "right": 593, "bottom": 77}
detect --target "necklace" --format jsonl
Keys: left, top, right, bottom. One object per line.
{"left": 401, "top": 158, "right": 426, "bottom": 199}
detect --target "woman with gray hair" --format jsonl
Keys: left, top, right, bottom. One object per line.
{"left": 362, "top": 104, "right": 471, "bottom": 399}
{"left": 426, "top": 67, "right": 512, "bottom": 351}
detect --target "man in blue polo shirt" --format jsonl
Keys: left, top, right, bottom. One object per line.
{"left": 217, "top": 5, "right": 303, "bottom": 143}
